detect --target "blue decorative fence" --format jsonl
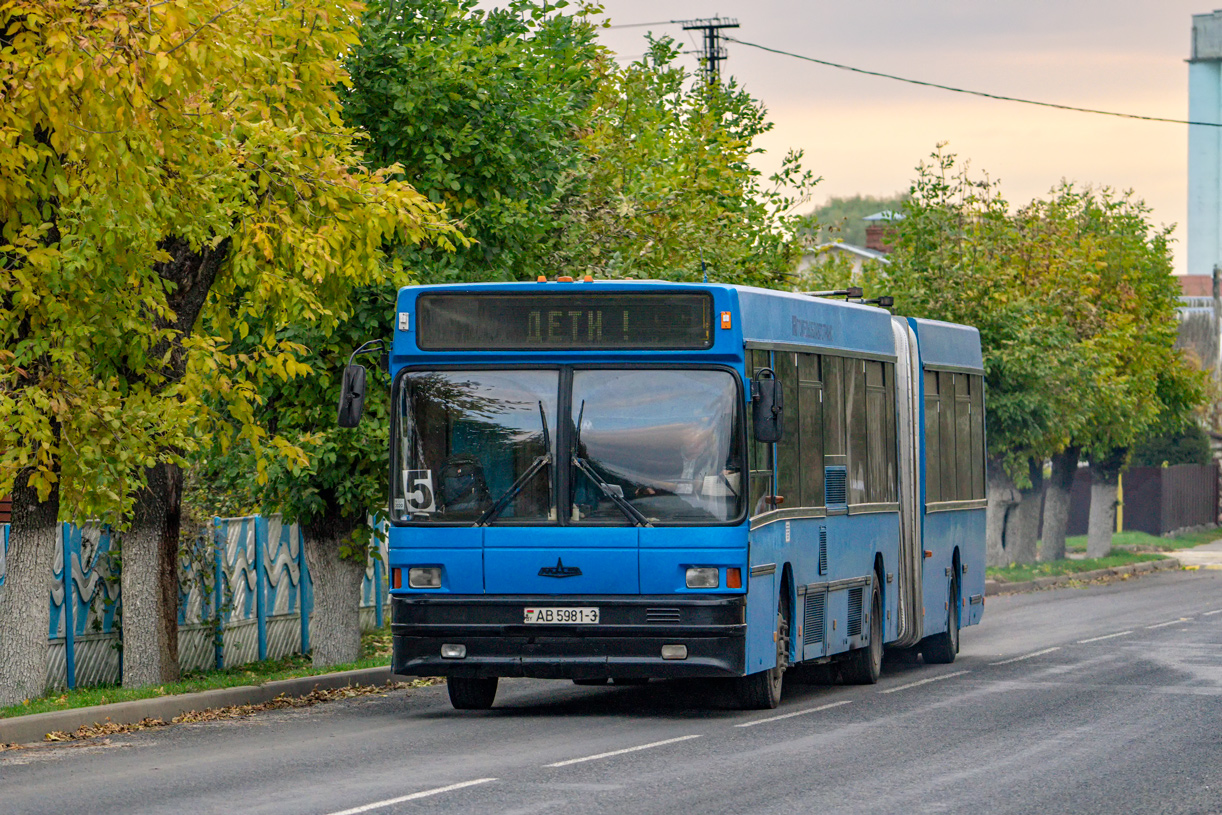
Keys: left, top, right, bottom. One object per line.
{"left": 0, "top": 516, "right": 388, "bottom": 691}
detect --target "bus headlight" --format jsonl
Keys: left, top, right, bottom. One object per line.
{"left": 408, "top": 566, "right": 442, "bottom": 589}
{"left": 685, "top": 567, "right": 719, "bottom": 589}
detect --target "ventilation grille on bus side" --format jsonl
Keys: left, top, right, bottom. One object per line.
{"left": 818, "top": 527, "right": 828, "bottom": 575}
{"left": 825, "top": 466, "right": 847, "bottom": 508}
{"left": 847, "top": 586, "right": 864, "bottom": 637}
{"left": 646, "top": 608, "right": 681, "bottom": 624}
{"left": 804, "top": 593, "right": 825, "bottom": 646}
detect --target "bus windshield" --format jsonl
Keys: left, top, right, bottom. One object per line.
{"left": 394, "top": 370, "right": 558, "bottom": 523}
{"left": 571, "top": 369, "right": 743, "bottom": 525}
{"left": 392, "top": 368, "right": 743, "bottom": 525}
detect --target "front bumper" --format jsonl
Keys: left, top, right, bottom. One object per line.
{"left": 391, "top": 594, "right": 747, "bottom": 680}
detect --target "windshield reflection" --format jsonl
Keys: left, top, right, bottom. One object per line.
{"left": 571, "top": 370, "right": 744, "bottom": 524}
{"left": 394, "top": 371, "right": 557, "bottom": 523}
{"left": 392, "top": 368, "right": 744, "bottom": 526}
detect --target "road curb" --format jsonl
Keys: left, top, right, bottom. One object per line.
{"left": 0, "top": 666, "right": 395, "bottom": 747}
{"left": 985, "top": 557, "right": 1182, "bottom": 596}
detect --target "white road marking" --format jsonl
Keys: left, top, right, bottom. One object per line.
{"left": 1203, "top": 609, "right": 1222, "bottom": 616}
{"left": 324, "top": 779, "right": 497, "bottom": 815}
{"left": 735, "top": 700, "right": 852, "bottom": 727}
{"left": 878, "top": 670, "right": 971, "bottom": 694}
{"left": 1077, "top": 631, "right": 1133, "bottom": 644}
{"left": 1146, "top": 618, "right": 1191, "bottom": 629}
{"left": 545, "top": 735, "right": 702, "bottom": 768}
{"left": 989, "top": 647, "right": 1061, "bottom": 666}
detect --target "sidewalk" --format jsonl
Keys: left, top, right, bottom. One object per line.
{"left": 1168, "top": 538, "right": 1222, "bottom": 569}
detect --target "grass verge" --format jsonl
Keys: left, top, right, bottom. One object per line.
{"left": 986, "top": 550, "right": 1167, "bottom": 584}
{"left": 1064, "top": 527, "right": 1220, "bottom": 553}
{"left": 0, "top": 627, "right": 394, "bottom": 720}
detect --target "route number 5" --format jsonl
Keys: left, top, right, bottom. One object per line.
{"left": 403, "top": 470, "right": 436, "bottom": 513}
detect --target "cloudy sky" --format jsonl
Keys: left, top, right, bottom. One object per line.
{"left": 590, "top": 1, "right": 1209, "bottom": 274}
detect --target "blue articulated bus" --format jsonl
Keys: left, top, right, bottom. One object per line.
{"left": 341, "top": 279, "right": 987, "bottom": 710}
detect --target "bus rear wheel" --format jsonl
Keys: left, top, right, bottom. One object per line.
{"left": 842, "top": 583, "right": 883, "bottom": 684}
{"left": 922, "top": 576, "right": 960, "bottom": 665}
{"left": 734, "top": 590, "right": 789, "bottom": 710}
{"left": 447, "top": 676, "right": 498, "bottom": 710}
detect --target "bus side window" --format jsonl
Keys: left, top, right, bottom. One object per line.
{"left": 823, "top": 356, "right": 845, "bottom": 466}
{"left": 748, "top": 349, "right": 773, "bottom": 516}
{"left": 846, "top": 358, "right": 867, "bottom": 505}
{"left": 924, "top": 370, "right": 941, "bottom": 503}
{"left": 798, "top": 353, "right": 824, "bottom": 508}
{"left": 955, "top": 373, "right": 973, "bottom": 501}
{"left": 775, "top": 351, "right": 799, "bottom": 508}
{"left": 864, "top": 360, "right": 889, "bottom": 504}
{"left": 939, "top": 371, "right": 957, "bottom": 501}
{"left": 970, "top": 374, "right": 986, "bottom": 500}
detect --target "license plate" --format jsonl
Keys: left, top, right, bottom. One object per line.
{"left": 524, "top": 607, "right": 599, "bottom": 624}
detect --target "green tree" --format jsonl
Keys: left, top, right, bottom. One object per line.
{"left": 886, "top": 149, "right": 1204, "bottom": 565}
{"left": 552, "top": 37, "right": 819, "bottom": 284}
{"left": 0, "top": 0, "right": 452, "bottom": 703}
{"left": 887, "top": 150, "right": 1091, "bottom": 566}
{"left": 344, "top": 0, "right": 600, "bottom": 283}
{"left": 199, "top": 289, "right": 398, "bottom": 666}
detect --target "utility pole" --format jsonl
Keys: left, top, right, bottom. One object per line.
{"left": 680, "top": 17, "right": 739, "bottom": 83}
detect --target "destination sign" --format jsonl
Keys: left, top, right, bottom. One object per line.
{"left": 415, "top": 292, "right": 714, "bottom": 350}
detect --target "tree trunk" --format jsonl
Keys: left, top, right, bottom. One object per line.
{"left": 1004, "top": 458, "right": 1044, "bottom": 565}
{"left": 302, "top": 514, "right": 367, "bottom": 667}
{"left": 1086, "top": 449, "right": 1126, "bottom": 559}
{"left": 118, "top": 239, "right": 229, "bottom": 686}
{"left": 121, "top": 463, "right": 183, "bottom": 687}
{"left": 1086, "top": 476, "right": 1119, "bottom": 559}
{"left": 1040, "top": 446, "right": 1080, "bottom": 562}
{"left": 0, "top": 470, "right": 60, "bottom": 706}
{"left": 986, "top": 458, "right": 1020, "bottom": 567}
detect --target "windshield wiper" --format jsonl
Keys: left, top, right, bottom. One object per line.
{"left": 477, "top": 402, "right": 552, "bottom": 527}
{"left": 571, "top": 399, "right": 652, "bottom": 528}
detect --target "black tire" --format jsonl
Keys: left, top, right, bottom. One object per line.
{"left": 733, "top": 588, "right": 789, "bottom": 709}
{"left": 447, "top": 676, "right": 498, "bottom": 710}
{"left": 922, "top": 576, "right": 960, "bottom": 665}
{"left": 573, "top": 678, "right": 610, "bottom": 686}
{"left": 843, "top": 583, "right": 883, "bottom": 684}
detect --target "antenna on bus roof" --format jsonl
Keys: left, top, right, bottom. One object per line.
{"left": 701, "top": 250, "right": 708, "bottom": 283}
{"left": 802, "top": 287, "right": 862, "bottom": 300}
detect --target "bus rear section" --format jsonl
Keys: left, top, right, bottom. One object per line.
{"left": 384, "top": 283, "right": 755, "bottom": 707}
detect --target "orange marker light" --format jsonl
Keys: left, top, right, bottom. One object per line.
{"left": 727, "top": 567, "right": 742, "bottom": 589}
{"left": 720, "top": 311, "right": 732, "bottom": 329}
{"left": 558, "top": 275, "right": 574, "bottom": 282}
{"left": 537, "top": 275, "right": 547, "bottom": 282}
{"left": 391, "top": 568, "right": 402, "bottom": 589}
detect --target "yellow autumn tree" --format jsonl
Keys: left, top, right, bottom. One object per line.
{"left": 0, "top": 0, "right": 456, "bottom": 703}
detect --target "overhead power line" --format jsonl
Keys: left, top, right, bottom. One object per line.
{"left": 606, "top": 20, "right": 677, "bottom": 29}
{"left": 723, "top": 36, "right": 1222, "bottom": 128}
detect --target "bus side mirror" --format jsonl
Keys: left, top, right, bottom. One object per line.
{"left": 337, "top": 364, "right": 367, "bottom": 428}
{"left": 751, "top": 368, "right": 783, "bottom": 444}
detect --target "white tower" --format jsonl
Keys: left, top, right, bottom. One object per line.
{"left": 1188, "top": 11, "right": 1222, "bottom": 277}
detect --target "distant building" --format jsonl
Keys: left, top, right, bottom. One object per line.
{"left": 797, "top": 211, "right": 899, "bottom": 281}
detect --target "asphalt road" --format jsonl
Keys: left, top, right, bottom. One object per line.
{"left": 3, "top": 568, "right": 1222, "bottom": 815}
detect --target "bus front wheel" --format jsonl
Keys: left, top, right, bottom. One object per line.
{"left": 734, "top": 590, "right": 789, "bottom": 710}
{"left": 448, "top": 676, "right": 499, "bottom": 710}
